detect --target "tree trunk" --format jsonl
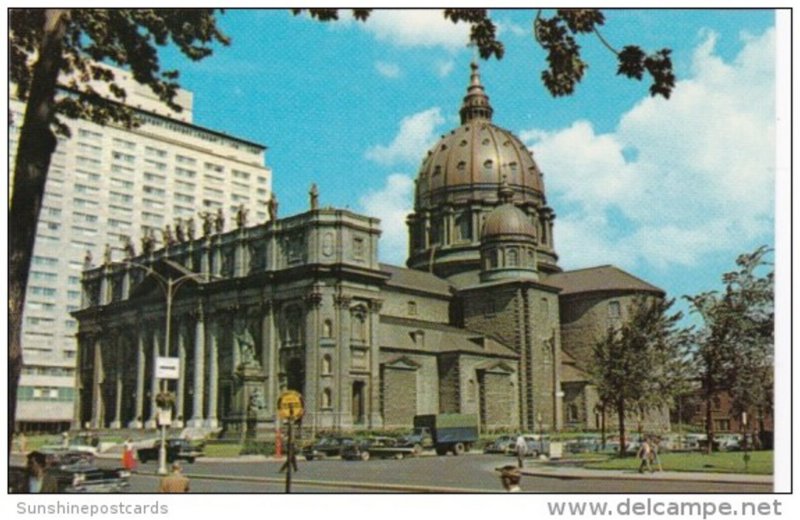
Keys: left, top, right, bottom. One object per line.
{"left": 616, "top": 398, "right": 626, "bottom": 456}
{"left": 704, "top": 393, "right": 714, "bottom": 455}
{"left": 8, "top": 8, "right": 69, "bottom": 454}
{"left": 600, "top": 402, "right": 606, "bottom": 450}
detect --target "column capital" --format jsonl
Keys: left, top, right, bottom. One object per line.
{"left": 334, "top": 295, "right": 352, "bottom": 309}
{"left": 369, "top": 299, "right": 384, "bottom": 314}
{"left": 305, "top": 292, "right": 323, "bottom": 308}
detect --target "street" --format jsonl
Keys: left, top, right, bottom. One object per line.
{"left": 119, "top": 454, "right": 771, "bottom": 494}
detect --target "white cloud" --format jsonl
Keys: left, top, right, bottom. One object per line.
{"left": 436, "top": 59, "right": 455, "bottom": 77}
{"left": 496, "top": 19, "right": 527, "bottom": 38}
{"left": 359, "top": 174, "right": 414, "bottom": 265}
{"left": 375, "top": 61, "right": 401, "bottom": 78}
{"left": 360, "top": 10, "right": 470, "bottom": 51}
{"left": 523, "top": 28, "right": 775, "bottom": 271}
{"left": 365, "top": 107, "right": 445, "bottom": 165}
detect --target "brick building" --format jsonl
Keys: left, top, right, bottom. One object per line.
{"left": 74, "top": 62, "right": 667, "bottom": 435}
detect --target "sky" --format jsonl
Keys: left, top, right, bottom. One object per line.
{"left": 156, "top": 8, "right": 778, "bottom": 317}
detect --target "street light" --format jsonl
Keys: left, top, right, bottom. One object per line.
{"left": 536, "top": 412, "right": 543, "bottom": 456}
{"left": 123, "top": 260, "right": 216, "bottom": 475}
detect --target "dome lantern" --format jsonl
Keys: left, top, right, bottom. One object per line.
{"left": 459, "top": 61, "right": 494, "bottom": 124}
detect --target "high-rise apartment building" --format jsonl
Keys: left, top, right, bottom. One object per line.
{"left": 9, "top": 68, "right": 272, "bottom": 431}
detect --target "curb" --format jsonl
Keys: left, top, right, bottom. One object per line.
{"left": 520, "top": 467, "right": 773, "bottom": 486}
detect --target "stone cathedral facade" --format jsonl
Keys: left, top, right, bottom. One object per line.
{"left": 73, "top": 63, "right": 666, "bottom": 435}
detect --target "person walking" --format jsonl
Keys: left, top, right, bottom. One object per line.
{"left": 159, "top": 462, "right": 190, "bottom": 493}
{"left": 637, "top": 438, "right": 653, "bottom": 473}
{"left": 26, "top": 451, "right": 59, "bottom": 493}
{"left": 122, "top": 438, "right": 137, "bottom": 472}
{"left": 514, "top": 434, "right": 528, "bottom": 468}
{"left": 649, "top": 436, "right": 663, "bottom": 472}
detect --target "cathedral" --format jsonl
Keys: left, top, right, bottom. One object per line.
{"left": 74, "top": 63, "right": 666, "bottom": 435}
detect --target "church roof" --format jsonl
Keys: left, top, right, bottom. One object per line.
{"left": 560, "top": 361, "right": 591, "bottom": 383}
{"left": 379, "top": 315, "right": 518, "bottom": 358}
{"left": 545, "top": 265, "right": 664, "bottom": 297}
{"left": 380, "top": 263, "right": 453, "bottom": 297}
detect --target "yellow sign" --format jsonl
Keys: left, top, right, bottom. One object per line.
{"left": 277, "top": 390, "right": 304, "bottom": 420}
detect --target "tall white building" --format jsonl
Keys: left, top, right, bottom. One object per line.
{"left": 9, "top": 69, "right": 272, "bottom": 431}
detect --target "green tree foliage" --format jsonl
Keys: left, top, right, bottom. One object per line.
{"left": 592, "top": 297, "right": 689, "bottom": 455}
{"left": 294, "top": 8, "right": 675, "bottom": 98}
{"left": 7, "top": 8, "right": 228, "bottom": 454}
{"left": 686, "top": 246, "right": 774, "bottom": 453}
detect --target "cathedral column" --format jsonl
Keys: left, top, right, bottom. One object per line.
{"left": 205, "top": 320, "right": 219, "bottom": 428}
{"left": 175, "top": 322, "right": 187, "bottom": 427}
{"left": 111, "top": 334, "right": 124, "bottom": 429}
{"left": 90, "top": 338, "right": 104, "bottom": 429}
{"left": 304, "top": 292, "right": 322, "bottom": 432}
{"left": 145, "top": 328, "right": 161, "bottom": 429}
{"left": 368, "top": 299, "right": 384, "bottom": 428}
{"left": 72, "top": 335, "right": 85, "bottom": 430}
{"left": 443, "top": 205, "right": 454, "bottom": 246}
{"left": 261, "top": 301, "right": 276, "bottom": 416}
{"left": 129, "top": 329, "right": 145, "bottom": 429}
{"left": 334, "top": 295, "right": 352, "bottom": 429}
{"left": 189, "top": 305, "right": 206, "bottom": 428}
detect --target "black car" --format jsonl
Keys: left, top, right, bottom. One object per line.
{"left": 302, "top": 436, "right": 351, "bottom": 461}
{"left": 9, "top": 449, "right": 131, "bottom": 493}
{"left": 340, "top": 438, "right": 373, "bottom": 461}
{"left": 137, "top": 438, "right": 204, "bottom": 464}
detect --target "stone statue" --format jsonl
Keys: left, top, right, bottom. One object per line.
{"left": 83, "top": 250, "right": 93, "bottom": 269}
{"left": 236, "top": 204, "right": 248, "bottom": 229}
{"left": 309, "top": 183, "right": 319, "bottom": 210}
{"left": 186, "top": 217, "right": 196, "bottom": 241}
{"left": 162, "top": 224, "right": 174, "bottom": 246}
{"left": 234, "top": 320, "right": 258, "bottom": 368}
{"left": 122, "top": 235, "right": 136, "bottom": 259}
{"left": 268, "top": 194, "right": 279, "bottom": 222}
{"left": 215, "top": 207, "right": 225, "bottom": 233}
{"left": 174, "top": 219, "right": 186, "bottom": 242}
{"left": 103, "top": 243, "right": 112, "bottom": 265}
{"left": 199, "top": 211, "right": 213, "bottom": 237}
{"left": 141, "top": 229, "right": 156, "bottom": 255}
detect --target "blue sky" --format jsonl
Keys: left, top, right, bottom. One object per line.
{"left": 160, "top": 8, "right": 777, "bottom": 314}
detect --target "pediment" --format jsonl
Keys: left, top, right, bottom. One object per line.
{"left": 476, "top": 360, "right": 516, "bottom": 375}
{"left": 382, "top": 356, "right": 421, "bottom": 371}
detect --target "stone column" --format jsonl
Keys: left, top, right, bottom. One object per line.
{"left": 72, "top": 335, "right": 85, "bottom": 430}
{"left": 368, "top": 299, "right": 384, "bottom": 428}
{"left": 111, "top": 335, "right": 124, "bottom": 429}
{"left": 334, "top": 295, "right": 352, "bottom": 429}
{"left": 90, "top": 338, "right": 104, "bottom": 429}
{"left": 261, "top": 301, "right": 276, "bottom": 416}
{"left": 205, "top": 320, "right": 219, "bottom": 428}
{"left": 176, "top": 322, "right": 187, "bottom": 428}
{"left": 129, "top": 329, "right": 145, "bottom": 428}
{"left": 190, "top": 306, "right": 206, "bottom": 428}
{"left": 145, "top": 329, "right": 160, "bottom": 429}
{"left": 304, "top": 292, "right": 322, "bottom": 431}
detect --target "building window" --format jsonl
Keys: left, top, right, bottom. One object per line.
{"left": 507, "top": 248, "right": 518, "bottom": 267}
{"left": 407, "top": 301, "right": 417, "bottom": 316}
{"left": 321, "top": 388, "right": 332, "bottom": 409}
{"left": 350, "top": 306, "right": 368, "bottom": 342}
{"left": 321, "top": 355, "right": 332, "bottom": 375}
{"left": 322, "top": 320, "right": 333, "bottom": 338}
{"left": 608, "top": 301, "right": 621, "bottom": 319}
{"left": 568, "top": 404, "right": 580, "bottom": 423}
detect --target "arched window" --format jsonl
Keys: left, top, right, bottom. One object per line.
{"left": 350, "top": 306, "right": 368, "bottom": 342}
{"left": 507, "top": 248, "right": 518, "bottom": 267}
{"left": 322, "top": 319, "right": 333, "bottom": 338}
{"left": 321, "top": 388, "right": 332, "bottom": 409}
{"left": 321, "top": 354, "right": 332, "bottom": 375}
{"left": 455, "top": 212, "right": 471, "bottom": 242}
{"left": 284, "top": 306, "right": 303, "bottom": 344}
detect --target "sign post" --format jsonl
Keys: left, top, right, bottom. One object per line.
{"left": 277, "top": 391, "right": 304, "bottom": 493}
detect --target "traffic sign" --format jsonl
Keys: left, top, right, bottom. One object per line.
{"left": 277, "top": 390, "right": 304, "bottom": 420}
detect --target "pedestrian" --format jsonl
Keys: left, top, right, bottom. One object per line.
{"left": 61, "top": 431, "right": 70, "bottom": 448}
{"left": 122, "top": 438, "right": 137, "bottom": 471}
{"left": 498, "top": 465, "right": 522, "bottom": 492}
{"left": 637, "top": 438, "right": 652, "bottom": 473}
{"left": 159, "top": 462, "right": 190, "bottom": 493}
{"left": 514, "top": 434, "right": 528, "bottom": 468}
{"left": 26, "top": 451, "right": 59, "bottom": 493}
{"left": 649, "top": 436, "right": 663, "bottom": 472}
{"left": 16, "top": 432, "right": 28, "bottom": 454}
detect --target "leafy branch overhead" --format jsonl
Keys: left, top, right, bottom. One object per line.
{"left": 9, "top": 9, "right": 229, "bottom": 136}
{"left": 293, "top": 8, "right": 675, "bottom": 99}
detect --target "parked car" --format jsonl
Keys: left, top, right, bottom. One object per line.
{"left": 302, "top": 436, "right": 351, "bottom": 461}
{"left": 483, "top": 435, "right": 515, "bottom": 454}
{"left": 137, "top": 438, "right": 204, "bottom": 464}
{"left": 9, "top": 449, "right": 130, "bottom": 493}
{"left": 340, "top": 438, "right": 373, "bottom": 461}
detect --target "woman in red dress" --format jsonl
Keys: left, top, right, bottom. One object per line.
{"left": 122, "top": 438, "right": 137, "bottom": 471}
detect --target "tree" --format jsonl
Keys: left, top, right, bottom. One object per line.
{"left": 8, "top": 8, "right": 229, "bottom": 453}
{"left": 686, "top": 246, "right": 774, "bottom": 453}
{"left": 294, "top": 8, "right": 675, "bottom": 99}
{"left": 591, "top": 297, "right": 688, "bottom": 455}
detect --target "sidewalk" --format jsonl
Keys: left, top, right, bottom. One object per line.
{"left": 519, "top": 461, "right": 773, "bottom": 485}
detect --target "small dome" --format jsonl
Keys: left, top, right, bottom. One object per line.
{"left": 482, "top": 203, "right": 537, "bottom": 240}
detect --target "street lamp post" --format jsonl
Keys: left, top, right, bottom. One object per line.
{"left": 536, "top": 412, "right": 543, "bottom": 456}
{"left": 123, "top": 261, "right": 214, "bottom": 475}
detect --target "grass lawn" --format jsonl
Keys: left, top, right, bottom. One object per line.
{"left": 584, "top": 451, "right": 773, "bottom": 475}
{"left": 203, "top": 443, "right": 244, "bottom": 458}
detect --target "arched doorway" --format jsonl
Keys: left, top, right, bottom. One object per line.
{"left": 352, "top": 381, "right": 365, "bottom": 425}
{"left": 286, "top": 357, "right": 305, "bottom": 394}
